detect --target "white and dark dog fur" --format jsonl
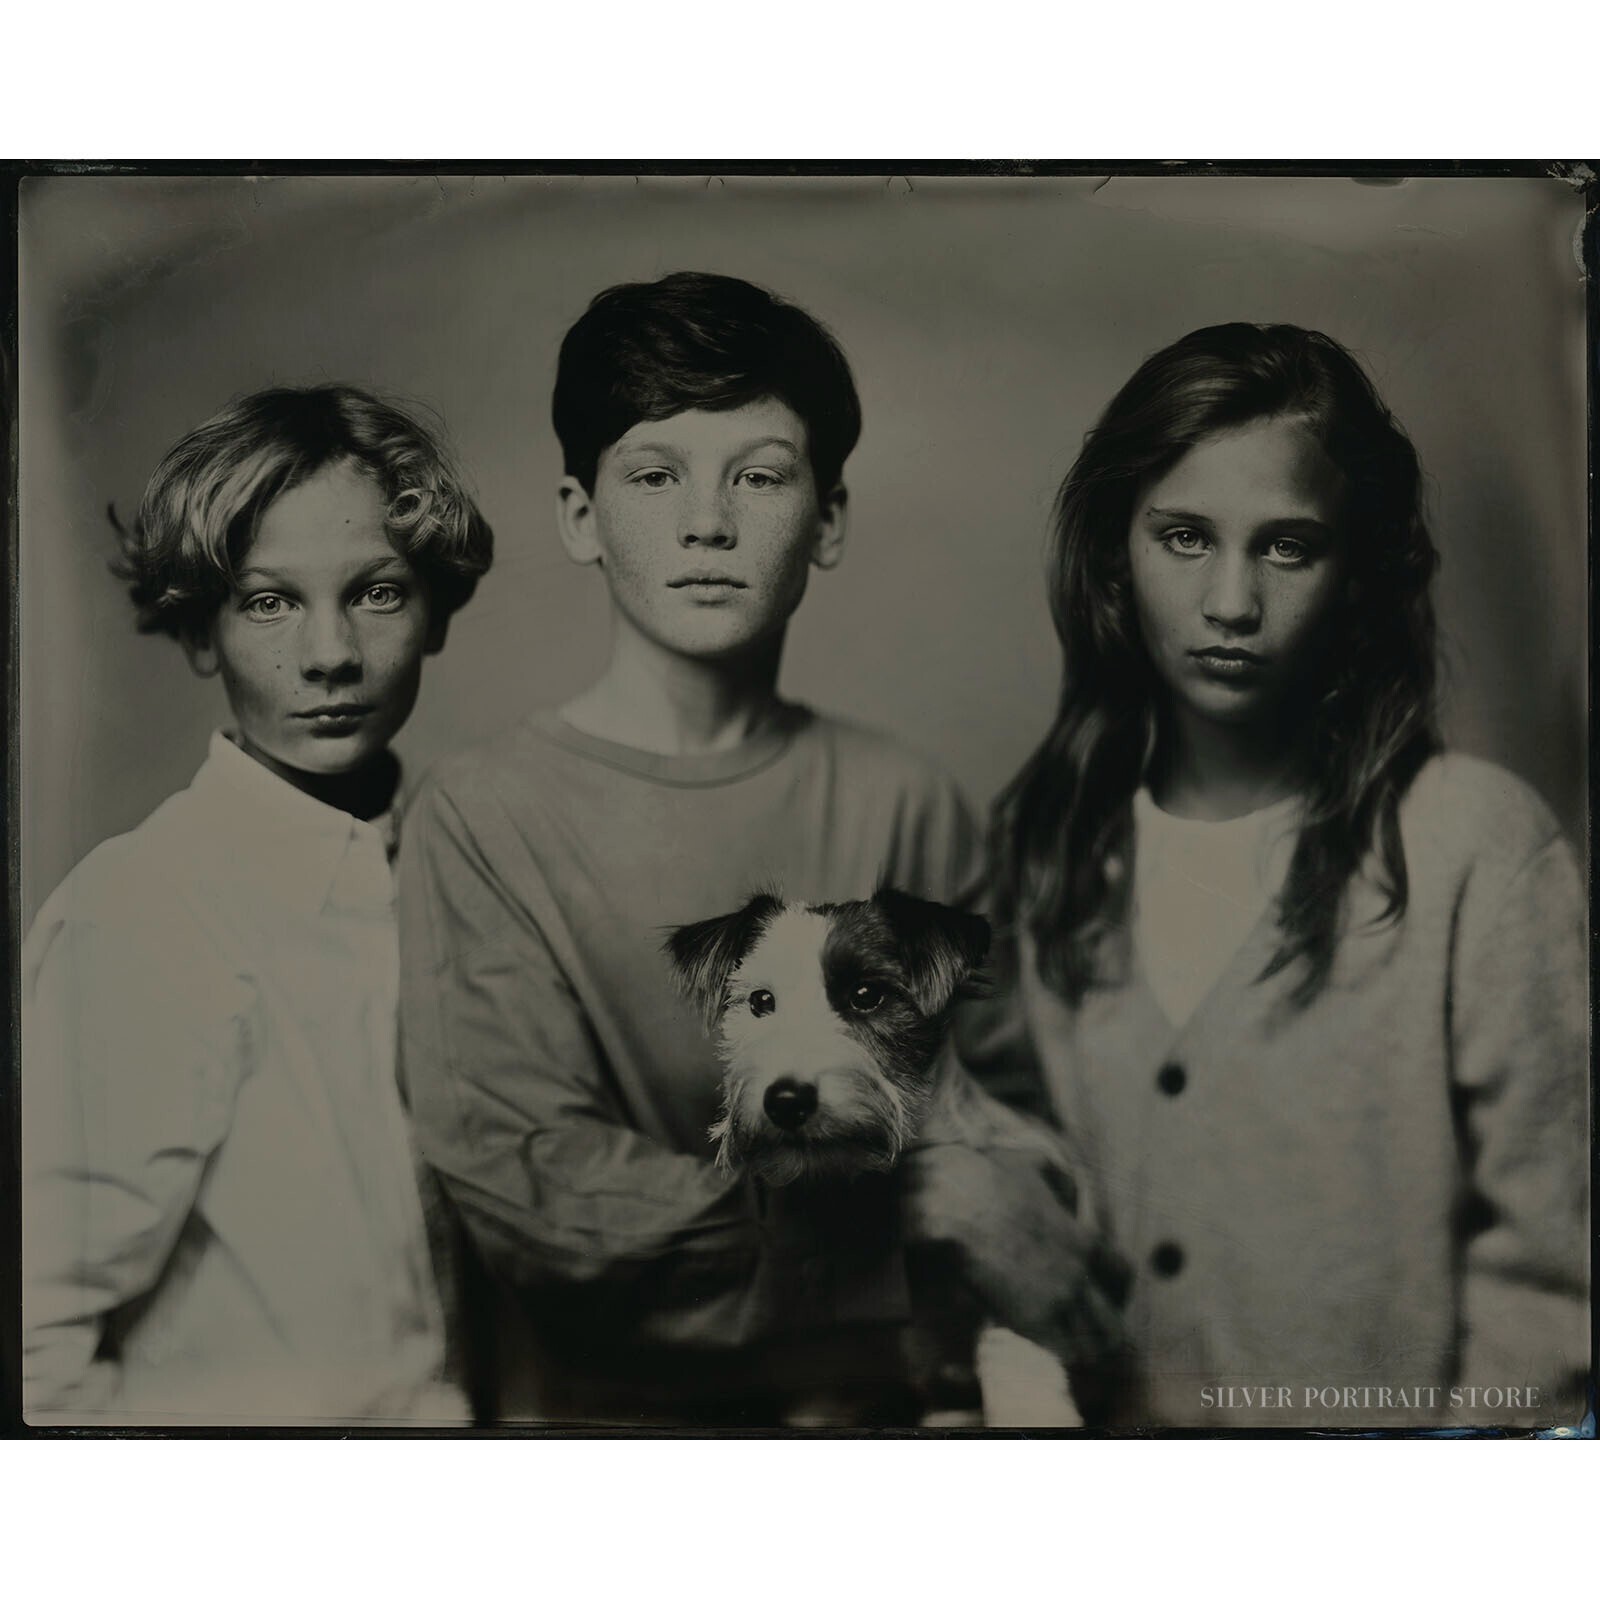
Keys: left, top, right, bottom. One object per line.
{"left": 666, "top": 886, "right": 1093, "bottom": 1426}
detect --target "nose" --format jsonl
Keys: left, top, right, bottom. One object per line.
{"left": 678, "top": 484, "right": 736, "bottom": 550}
{"left": 1202, "top": 552, "right": 1262, "bottom": 633}
{"left": 763, "top": 1078, "right": 818, "bottom": 1132}
{"left": 301, "top": 605, "right": 362, "bottom": 681}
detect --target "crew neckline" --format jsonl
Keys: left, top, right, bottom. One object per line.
{"left": 1135, "top": 785, "right": 1303, "bottom": 832}
{"left": 526, "top": 702, "right": 813, "bottom": 788}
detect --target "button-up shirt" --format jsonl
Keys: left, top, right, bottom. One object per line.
{"left": 23, "top": 732, "right": 459, "bottom": 1426}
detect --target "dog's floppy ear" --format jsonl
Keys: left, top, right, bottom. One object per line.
{"left": 873, "top": 887, "right": 992, "bottom": 1016}
{"left": 664, "top": 892, "right": 785, "bottom": 1031}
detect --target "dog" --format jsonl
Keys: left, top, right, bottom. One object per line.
{"left": 665, "top": 885, "right": 1096, "bottom": 1427}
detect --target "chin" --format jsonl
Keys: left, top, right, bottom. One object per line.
{"left": 259, "top": 734, "right": 386, "bottom": 784}
{"left": 299, "top": 753, "right": 380, "bottom": 779}
{"left": 1191, "top": 699, "right": 1268, "bottom": 728}
{"left": 641, "top": 591, "right": 799, "bottom": 660}
{"left": 1180, "top": 683, "right": 1283, "bottom": 726}
{"left": 661, "top": 623, "right": 787, "bottom": 662}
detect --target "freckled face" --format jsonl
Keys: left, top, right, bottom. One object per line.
{"left": 206, "top": 459, "right": 436, "bottom": 794}
{"left": 561, "top": 398, "right": 845, "bottom": 661}
{"left": 1128, "top": 416, "right": 1348, "bottom": 733}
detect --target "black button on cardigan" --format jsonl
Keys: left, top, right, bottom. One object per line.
{"left": 1150, "top": 1242, "right": 1185, "bottom": 1278}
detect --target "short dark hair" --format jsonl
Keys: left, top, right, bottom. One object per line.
{"left": 114, "top": 384, "right": 495, "bottom": 642}
{"left": 552, "top": 271, "right": 862, "bottom": 494}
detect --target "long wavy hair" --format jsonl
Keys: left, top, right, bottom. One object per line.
{"left": 993, "top": 324, "right": 1441, "bottom": 1006}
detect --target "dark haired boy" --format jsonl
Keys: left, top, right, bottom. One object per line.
{"left": 398, "top": 273, "right": 1090, "bottom": 1423}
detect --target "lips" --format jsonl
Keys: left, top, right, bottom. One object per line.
{"left": 294, "top": 703, "right": 375, "bottom": 718}
{"left": 293, "top": 704, "right": 376, "bottom": 734}
{"left": 667, "top": 572, "right": 746, "bottom": 589}
{"left": 1190, "top": 647, "right": 1267, "bottom": 680}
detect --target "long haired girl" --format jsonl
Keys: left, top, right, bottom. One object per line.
{"left": 993, "top": 324, "right": 1586, "bottom": 1428}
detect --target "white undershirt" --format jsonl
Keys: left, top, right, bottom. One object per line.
{"left": 1130, "top": 787, "right": 1301, "bottom": 1030}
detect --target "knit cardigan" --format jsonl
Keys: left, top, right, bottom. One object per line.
{"left": 1019, "top": 754, "right": 1589, "bottom": 1430}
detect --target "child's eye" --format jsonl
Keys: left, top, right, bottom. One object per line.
{"left": 1266, "top": 537, "right": 1310, "bottom": 566}
{"left": 241, "top": 593, "right": 289, "bottom": 620}
{"left": 1160, "top": 528, "right": 1209, "bottom": 557}
{"left": 358, "top": 583, "right": 408, "bottom": 611}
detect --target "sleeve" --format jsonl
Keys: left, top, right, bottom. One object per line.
{"left": 22, "top": 913, "right": 246, "bottom": 1419}
{"left": 951, "top": 922, "right": 1057, "bottom": 1122}
{"left": 1450, "top": 834, "right": 1590, "bottom": 1423}
{"left": 396, "top": 780, "right": 774, "bottom": 1348}
{"left": 888, "top": 767, "right": 986, "bottom": 911}
{"left": 891, "top": 766, "right": 1057, "bottom": 1123}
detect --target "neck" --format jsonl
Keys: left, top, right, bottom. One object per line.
{"left": 233, "top": 736, "right": 401, "bottom": 822}
{"left": 1152, "top": 705, "right": 1306, "bottom": 821}
{"left": 560, "top": 612, "right": 787, "bottom": 756}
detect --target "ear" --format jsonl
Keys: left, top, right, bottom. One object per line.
{"left": 810, "top": 484, "right": 848, "bottom": 572}
{"left": 872, "top": 887, "right": 991, "bottom": 1016}
{"left": 424, "top": 608, "right": 450, "bottom": 656}
{"left": 180, "top": 624, "right": 220, "bottom": 679}
{"left": 663, "top": 892, "right": 785, "bottom": 1031}
{"left": 557, "top": 477, "right": 603, "bottom": 567}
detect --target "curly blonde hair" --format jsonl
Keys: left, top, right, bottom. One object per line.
{"left": 113, "top": 384, "right": 494, "bottom": 642}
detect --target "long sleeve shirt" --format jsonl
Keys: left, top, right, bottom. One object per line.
{"left": 1019, "top": 753, "right": 1589, "bottom": 1429}
{"left": 396, "top": 705, "right": 981, "bottom": 1423}
{"left": 23, "top": 731, "right": 461, "bottom": 1427}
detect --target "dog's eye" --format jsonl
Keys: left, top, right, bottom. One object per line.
{"left": 848, "top": 982, "right": 886, "bottom": 1014}
{"left": 749, "top": 989, "right": 776, "bottom": 1018}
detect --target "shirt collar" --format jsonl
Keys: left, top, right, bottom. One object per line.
{"left": 187, "top": 731, "right": 398, "bottom": 918}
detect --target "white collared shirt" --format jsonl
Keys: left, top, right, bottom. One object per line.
{"left": 23, "top": 732, "right": 461, "bottom": 1426}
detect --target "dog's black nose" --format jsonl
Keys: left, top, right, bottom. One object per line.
{"left": 763, "top": 1078, "right": 818, "bottom": 1131}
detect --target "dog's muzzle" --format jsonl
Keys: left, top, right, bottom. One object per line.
{"left": 763, "top": 1077, "right": 819, "bottom": 1131}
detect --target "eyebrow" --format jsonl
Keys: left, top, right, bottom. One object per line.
{"left": 233, "top": 555, "right": 411, "bottom": 586}
{"left": 1142, "top": 507, "right": 1335, "bottom": 535}
{"left": 611, "top": 441, "right": 685, "bottom": 461}
{"left": 612, "top": 436, "right": 801, "bottom": 459}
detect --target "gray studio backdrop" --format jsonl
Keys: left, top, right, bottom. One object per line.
{"left": 19, "top": 174, "right": 1589, "bottom": 928}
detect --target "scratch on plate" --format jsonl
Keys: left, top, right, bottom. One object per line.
{"left": 1545, "top": 161, "right": 1595, "bottom": 190}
